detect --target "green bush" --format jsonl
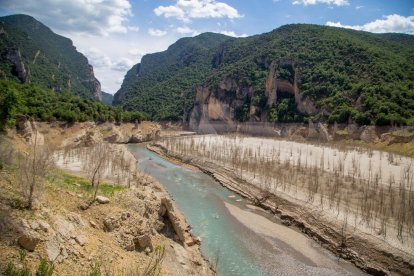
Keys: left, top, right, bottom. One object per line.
{"left": 0, "top": 80, "right": 149, "bottom": 128}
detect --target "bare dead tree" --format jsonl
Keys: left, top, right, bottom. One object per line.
{"left": 18, "top": 131, "right": 54, "bottom": 209}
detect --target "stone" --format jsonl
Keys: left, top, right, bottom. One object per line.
{"left": 54, "top": 218, "right": 75, "bottom": 239}
{"left": 18, "top": 230, "right": 40, "bottom": 251}
{"left": 96, "top": 196, "right": 110, "bottom": 204}
{"left": 46, "top": 236, "right": 68, "bottom": 262}
{"left": 89, "top": 220, "right": 97, "bottom": 228}
{"left": 68, "top": 213, "right": 86, "bottom": 226}
{"left": 79, "top": 203, "right": 89, "bottom": 210}
{"left": 75, "top": 235, "right": 86, "bottom": 246}
{"left": 103, "top": 217, "right": 120, "bottom": 232}
{"left": 39, "top": 221, "right": 51, "bottom": 232}
{"left": 135, "top": 234, "right": 153, "bottom": 251}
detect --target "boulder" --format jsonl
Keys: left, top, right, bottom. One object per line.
{"left": 161, "top": 197, "right": 188, "bottom": 243}
{"left": 54, "top": 218, "right": 75, "bottom": 239}
{"left": 18, "top": 229, "right": 40, "bottom": 251}
{"left": 135, "top": 234, "right": 153, "bottom": 251}
{"left": 96, "top": 196, "right": 110, "bottom": 204}
{"left": 45, "top": 236, "right": 68, "bottom": 262}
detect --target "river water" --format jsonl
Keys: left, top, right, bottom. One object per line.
{"left": 127, "top": 144, "right": 364, "bottom": 276}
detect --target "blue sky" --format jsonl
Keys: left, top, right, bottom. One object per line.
{"left": 1, "top": 0, "right": 413, "bottom": 93}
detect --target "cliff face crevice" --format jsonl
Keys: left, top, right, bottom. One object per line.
{"left": 4, "top": 48, "right": 29, "bottom": 82}
{"left": 189, "top": 59, "right": 317, "bottom": 132}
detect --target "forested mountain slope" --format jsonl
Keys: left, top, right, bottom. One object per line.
{"left": 0, "top": 14, "right": 101, "bottom": 100}
{"left": 116, "top": 24, "right": 414, "bottom": 126}
{"left": 113, "top": 33, "right": 232, "bottom": 120}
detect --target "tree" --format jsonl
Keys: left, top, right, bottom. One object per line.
{"left": 83, "top": 143, "right": 110, "bottom": 201}
{"left": 0, "top": 82, "right": 20, "bottom": 131}
{"left": 18, "top": 130, "right": 54, "bottom": 209}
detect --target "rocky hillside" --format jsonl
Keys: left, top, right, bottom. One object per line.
{"left": 115, "top": 24, "right": 414, "bottom": 128}
{"left": 0, "top": 14, "right": 101, "bottom": 100}
{"left": 0, "top": 121, "right": 212, "bottom": 275}
{"left": 113, "top": 33, "right": 232, "bottom": 120}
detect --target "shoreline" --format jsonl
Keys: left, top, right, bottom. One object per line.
{"left": 148, "top": 143, "right": 414, "bottom": 275}
{"left": 123, "top": 143, "right": 215, "bottom": 275}
{"left": 54, "top": 140, "right": 215, "bottom": 275}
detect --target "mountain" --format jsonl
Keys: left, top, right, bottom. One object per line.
{"left": 115, "top": 24, "right": 414, "bottom": 128}
{"left": 113, "top": 33, "right": 233, "bottom": 120}
{"left": 0, "top": 14, "right": 101, "bottom": 100}
{"left": 101, "top": 91, "right": 113, "bottom": 106}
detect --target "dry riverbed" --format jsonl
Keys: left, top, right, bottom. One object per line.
{"left": 152, "top": 134, "right": 414, "bottom": 275}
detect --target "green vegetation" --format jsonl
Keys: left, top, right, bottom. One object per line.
{"left": 114, "top": 33, "right": 232, "bottom": 120}
{"left": 0, "top": 80, "right": 148, "bottom": 131}
{"left": 101, "top": 91, "right": 114, "bottom": 106}
{"left": 54, "top": 173, "right": 126, "bottom": 198}
{"left": 0, "top": 14, "right": 100, "bottom": 100}
{"left": 115, "top": 24, "right": 414, "bottom": 125}
{"left": 4, "top": 250, "right": 54, "bottom": 276}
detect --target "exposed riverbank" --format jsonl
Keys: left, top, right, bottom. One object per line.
{"left": 131, "top": 144, "right": 363, "bottom": 275}
{"left": 0, "top": 121, "right": 214, "bottom": 276}
{"left": 149, "top": 142, "right": 414, "bottom": 275}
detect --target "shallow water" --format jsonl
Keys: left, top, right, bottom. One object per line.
{"left": 128, "top": 144, "right": 364, "bottom": 276}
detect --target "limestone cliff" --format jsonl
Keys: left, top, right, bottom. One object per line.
{"left": 0, "top": 14, "right": 101, "bottom": 100}
{"left": 189, "top": 59, "right": 317, "bottom": 133}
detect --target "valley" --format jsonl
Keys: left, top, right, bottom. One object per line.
{"left": 1, "top": 6, "right": 414, "bottom": 276}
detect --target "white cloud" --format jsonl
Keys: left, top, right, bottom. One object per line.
{"left": 148, "top": 28, "right": 168, "bottom": 37}
{"left": 175, "top": 26, "right": 199, "bottom": 36}
{"left": 127, "top": 26, "right": 140, "bottom": 32}
{"left": 83, "top": 48, "right": 112, "bottom": 68}
{"left": 83, "top": 48, "right": 134, "bottom": 72}
{"left": 154, "top": 0, "right": 242, "bottom": 22}
{"left": 2, "top": 0, "right": 134, "bottom": 36}
{"left": 219, "top": 30, "right": 248, "bottom": 37}
{"left": 112, "top": 58, "right": 135, "bottom": 72}
{"left": 355, "top": 6, "right": 364, "bottom": 10}
{"left": 326, "top": 14, "right": 414, "bottom": 34}
{"left": 292, "top": 0, "right": 349, "bottom": 6}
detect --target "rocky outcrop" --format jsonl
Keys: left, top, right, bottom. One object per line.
{"left": 160, "top": 197, "right": 197, "bottom": 246}
{"left": 4, "top": 48, "right": 28, "bottom": 82}
{"left": 189, "top": 59, "right": 317, "bottom": 133}
{"left": 16, "top": 117, "right": 44, "bottom": 145}
{"left": 360, "top": 126, "right": 378, "bottom": 143}
{"left": 81, "top": 64, "right": 102, "bottom": 100}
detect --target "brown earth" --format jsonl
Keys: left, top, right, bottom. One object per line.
{"left": 0, "top": 121, "right": 214, "bottom": 276}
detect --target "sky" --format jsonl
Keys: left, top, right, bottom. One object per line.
{"left": 0, "top": 0, "right": 413, "bottom": 94}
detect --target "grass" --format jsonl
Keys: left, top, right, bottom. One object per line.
{"left": 49, "top": 172, "right": 127, "bottom": 198}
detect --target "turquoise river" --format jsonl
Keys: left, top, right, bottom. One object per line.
{"left": 127, "top": 144, "right": 365, "bottom": 276}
